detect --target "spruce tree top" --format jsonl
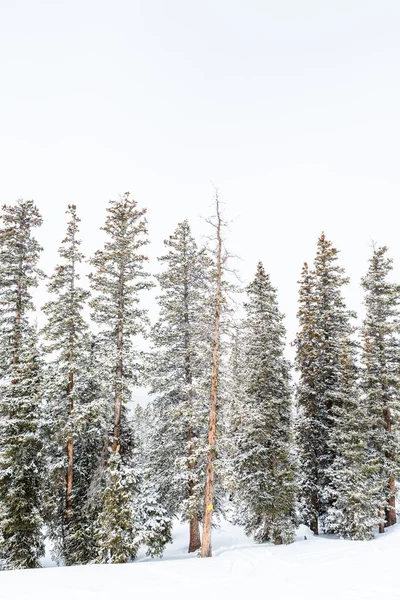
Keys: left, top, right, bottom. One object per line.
{"left": 42, "top": 204, "right": 89, "bottom": 362}
{"left": 89, "top": 193, "right": 152, "bottom": 334}
{"left": 362, "top": 245, "right": 400, "bottom": 330}
{"left": 0, "top": 199, "right": 43, "bottom": 315}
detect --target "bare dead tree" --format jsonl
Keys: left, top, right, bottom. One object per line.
{"left": 200, "top": 188, "right": 235, "bottom": 558}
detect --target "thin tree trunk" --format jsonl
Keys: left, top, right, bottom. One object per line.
{"left": 113, "top": 268, "right": 124, "bottom": 454}
{"left": 311, "top": 489, "right": 319, "bottom": 535}
{"left": 180, "top": 237, "right": 202, "bottom": 553}
{"left": 182, "top": 248, "right": 201, "bottom": 553}
{"left": 379, "top": 507, "right": 385, "bottom": 534}
{"left": 386, "top": 477, "right": 396, "bottom": 526}
{"left": 201, "top": 194, "right": 222, "bottom": 558}
{"left": 187, "top": 429, "right": 201, "bottom": 553}
{"left": 66, "top": 244, "right": 76, "bottom": 528}
{"left": 13, "top": 272, "right": 23, "bottom": 366}
{"left": 384, "top": 406, "right": 397, "bottom": 526}
{"left": 65, "top": 370, "right": 74, "bottom": 525}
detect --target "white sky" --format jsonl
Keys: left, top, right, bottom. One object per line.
{"left": 1, "top": 0, "right": 400, "bottom": 371}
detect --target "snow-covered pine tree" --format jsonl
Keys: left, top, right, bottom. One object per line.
{"left": 324, "top": 338, "right": 378, "bottom": 539}
{"left": 295, "top": 234, "right": 355, "bottom": 535}
{"left": 132, "top": 403, "right": 173, "bottom": 558}
{"left": 222, "top": 322, "right": 248, "bottom": 500}
{"left": 0, "top": 199, "right": 44, "bottom": 569}
{"left": 147, "top": 220, "right": 213, "bottom": 553}
{"left": 233, "top": 262, "right": 296, "bottom": 545}
{"left": 67, "top": 334, "right": 110, "bottom": 564}
{"left": 89, "top": 192, "right": 153, "bottom": 563}
{"left": 41, "top": 204, "right": 93, "bottom": 565}
{"left": 293, "top": 262, "right": 320, "bottom": 534}
{"left": 361, "top": 245, "right": 400, "bottom": 532}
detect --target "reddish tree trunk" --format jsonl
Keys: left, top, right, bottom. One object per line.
{"left": 386, "top": 477, "right": 397, "bottom": 526}
{"left": 384, "top": 406, "right": 397, "bottom": 527}
{"left": 201, "top": 194, "right": 222, "bottom": 559}
{"left": 378, "top": 507, "right": 385, "bottom": 534}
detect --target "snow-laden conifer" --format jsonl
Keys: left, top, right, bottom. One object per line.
{"left": 324, "top": 339, "right": 378, "bottom": 539}
{"left": 295, "top": 234, "right": 355, "bottom": 534}
{"left": 361, "top": 245, "right": 400, "bottom": 532}
{"left": 293, "top": 262, "right": 320, "bottom": 534}
{"left": 89, "top": 192, "right": 153, "bottom": 563}
{"left": 222, "top": 323, "right": 247, "bottom": 499}
{"left": 147, "top": 220, "right": 213, "bottom": 552}
{"left": 41, "top": 204, "right": 94, "bottom": 564}
{"left": 233, "top": 262, "right": 296, "bottom": 544}
{"left": 132, "top": 403, "right": 173, "bottom": 557}
{"left": 0, "top": 200, "right": 44, "bottom": 569}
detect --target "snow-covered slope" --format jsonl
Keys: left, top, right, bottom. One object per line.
{"left": 2, "top": 521, "right": 399, "bottom": 600}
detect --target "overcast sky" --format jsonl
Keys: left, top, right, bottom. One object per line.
{"left": 1, "top": 1, "right": 400, "bottom": 371}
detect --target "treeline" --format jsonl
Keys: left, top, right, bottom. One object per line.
{"left": 0, "top": 194, "right": 399, "bottom": 570}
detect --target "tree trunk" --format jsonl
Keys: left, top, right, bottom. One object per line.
{"left": 113, "top": 269, "right": 124, "bottom": 454}
{"left": 201, "top": 194, "right": 222, "bottom": 559}
{"left": 311, "top": 517, "right": 319, "bottom": 536}
{"left": 13, "top": 274, "right": 22, "bottom": 366}
{"left": 66, "top": 251, "right": 76, "bottom": 528}
{"left": 311, "top": 492, "right": 319, "bottom": 535}
{"left": 65, "top": 371, "right": 74, "bottom": 525}
{"left": 379, "top": 507, "right": 385, "bottom": 534}
{"left": 187, "top": 430, "right": 201, "bottom": 552}
{"left": 183, "top": 254, "right": 201, "bottom": 553}
{"left": 189, "top": 515, "right": 201, "bottom": 553}
{"left": 386, "top": 477, "right": 397, "bottom": 526}
{"left": 383, "top": 406, "right": 397, "bottom": 526}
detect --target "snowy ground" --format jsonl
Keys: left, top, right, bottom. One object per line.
{"left": 2, "top": 520, "right": 399, "bottom": 600}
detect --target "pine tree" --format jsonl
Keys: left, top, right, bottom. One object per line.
{"left": 324, "top": 339, "right": 378, "bottom": 539}
{"left": 0, "top": 199, "right": 44, "bottom": 569}
{"left": 293, "top": 262, "right": 320, "bottom": 534}
{"left": 361, "top": 245, "right": 400, "bottom": 532}
{"left": 232, "top": 262, "right": 296, "bottom": 545}
{"left": 89, "top": 192, "right": 153, "bottom": 563}
{"left": 295, "top": 234, "right": 355, "bottom": 534}
{"left": 223, "top": 323, "right": 248, "bottom": 499}
{"left": 41, "top": 204, "right": 93, "bottom": 564}
{"left": 147, "top": 220, "right": 213, "bottom": 553}
{"left": 67, "top": 334, "right": 110, "bottom": 564}
{"left": 132, "top": 404, "right": 173, "bottom": 558}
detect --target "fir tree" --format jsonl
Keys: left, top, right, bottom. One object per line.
{"left": 41, "top": 204, "right": 92, "bottom": 564}
{"left": 293, "top": 262, "right": 320, "bottom": 534}
{"left": 295, "top": 234, "right": 355, "bottom": 534}
{"left": 0, "top": 328, "right": 44, "bottom": 570}
{"left": 223, "top": 323, "right": 248, "bottom": 499}
{"left": 132, "top": 403, "right": 173, "bottom": 558}
{"left": 361, "top": 245, "right": 400, "bottom": 532}
{"left": 0, "top": 200, "right": 44, "bottom": 569}
{"left": 147, "top": 220, "right": 213, "bottom": 553}
{"left": 324, "top": 339, "right": 378, "bottom": 539}
{"left": 89, "top": 192, "right": 153, "bottom": 563}
{"left": 233, "top": 262, "right": 296, "bottom": 545}
{"left": 68, "top": 334, "right": 110, "bottom": 564}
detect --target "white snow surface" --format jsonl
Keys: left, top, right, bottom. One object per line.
{"left": 2, "top": 520, "right": 399, "bottom": 599}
